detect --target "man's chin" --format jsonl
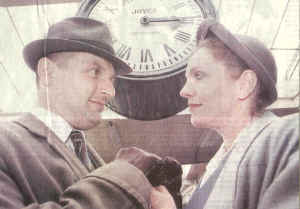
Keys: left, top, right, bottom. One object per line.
{"left": 73, "top": 112, "right": 102, "bottom": 130}
{"left": 75, "top": 120, "right": 101, "bottom": 130}
{"left": 87, "top": 115, "right": 102, "bottom": 128}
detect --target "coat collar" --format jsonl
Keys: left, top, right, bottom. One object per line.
{"left": 14, "top": 113, "right": 90, "bottom": 177}
{"left": 233, "top": 111, "right": 278, "bottom": 155}
{"left": 31, "top": 107, "right": 73, "bottom": 144}
{"left": 204, "top": 111, "right": 279, "bottom": 209}
{"left": 14, "top": 112, "right": 50, "bottom": 139}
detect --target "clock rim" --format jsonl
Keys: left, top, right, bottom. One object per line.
{"left": 76, "top": 0, "right": 217, "bottom": 80}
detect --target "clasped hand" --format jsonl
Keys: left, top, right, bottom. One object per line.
{"left": 115, "top": 147, "right": 181, "bottom": 209}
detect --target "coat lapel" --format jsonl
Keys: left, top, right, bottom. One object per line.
{"left": 86, "top": 143, "right": 106, "bottom": 169}
{"left": 232, "top": 111, "right": 278, "bottom": 167}
{"left": 204, "top": 111, "right": 278, "bottom": 209}
{"left": 14, "top": 113, "right": 89, "bottom": 178}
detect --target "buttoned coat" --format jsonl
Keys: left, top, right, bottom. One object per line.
{"left": 0, "top": 113, "right": 152, "bottom": 209}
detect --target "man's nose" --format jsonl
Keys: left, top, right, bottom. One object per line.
{"left": 99, "top": 79, "right": 115, "bottom": 99}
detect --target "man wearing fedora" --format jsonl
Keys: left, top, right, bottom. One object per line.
{"left": 0, "top": 17, "right": 161, "bottom": 209}
{"left": 148, "top": 19, "right": 299, "bottom": 209}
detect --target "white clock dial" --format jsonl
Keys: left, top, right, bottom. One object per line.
{"left": 89, "top": 0, "right": 206, "bottom": 77}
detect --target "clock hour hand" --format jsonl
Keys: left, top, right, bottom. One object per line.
{"left": 140, "top": 15, "right": 203, "bottom": 25}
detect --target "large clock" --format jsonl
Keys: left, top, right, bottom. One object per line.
{"left": 77, "top": 0, "right": 216, "bottom": 120}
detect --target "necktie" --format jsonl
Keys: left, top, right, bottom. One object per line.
{"left": 69, "top": 130, "right": 91, "bottom": 170}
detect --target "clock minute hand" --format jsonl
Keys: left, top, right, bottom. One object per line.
{"left": 140, "top": 15, "right": 203, "bottom": 25}
{"left": 140, "top": 16, "right": 180, "bottom": 24}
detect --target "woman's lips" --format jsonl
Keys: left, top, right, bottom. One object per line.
{"left": 188, "top": 104, "right": 202, "bottom": 110}
{"left": 189, "top": 104, "right": 202, "bottom": 107}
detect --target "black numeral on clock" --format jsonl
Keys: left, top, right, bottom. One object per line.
{"left": 116, "top": 44, "right": 131, "bottom": 60}
{"left": 175, "top": 31, "right": 191, "bottom": 43}
{"left": 163, "top": 44, "right": 176, "bottom": 57}
{"left": 140, "top": 49, "right": 153, "bottom": 63}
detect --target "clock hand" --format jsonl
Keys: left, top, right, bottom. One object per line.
{"left": 140, "top": 15, "right": 203, "bottom": 25}
{"left": 140, "top": 16, "right": 180, "bottom": 24}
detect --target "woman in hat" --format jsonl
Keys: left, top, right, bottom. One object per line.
{"left": 150, "top": 19, "right": 299, "bottom": 209}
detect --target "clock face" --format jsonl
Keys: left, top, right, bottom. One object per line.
{"left": 86, "top": 0, "right": 210, "bottom": 78}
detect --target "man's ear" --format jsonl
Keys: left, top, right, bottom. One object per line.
{"left": 236, "top": 70, "right": 258, "bottom": 100}
{"left": 36, "top": 57, "right": 55, "bottom": 87}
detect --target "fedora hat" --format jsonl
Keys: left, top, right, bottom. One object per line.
{"left": 196, "top": 18, "right": 277, "bottom": 106}
{"left": 23, "top": 17, "right": 132, "bottom": 75}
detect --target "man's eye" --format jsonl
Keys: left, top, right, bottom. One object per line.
{"left": 88, "top": 68, "right": 99, "bottom": 77}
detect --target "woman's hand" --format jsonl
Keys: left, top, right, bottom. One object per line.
{"left": 150, "top": 186, "right": 177, "bottom": 209}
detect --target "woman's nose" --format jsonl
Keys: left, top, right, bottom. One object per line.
{"left": 180, "top": 81, "right": 193, "bottom": 98}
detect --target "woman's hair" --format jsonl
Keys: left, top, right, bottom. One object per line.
{"left": 197, "top": 34, "right": 266, "bottom": 115}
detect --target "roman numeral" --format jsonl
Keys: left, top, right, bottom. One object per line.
{"left": 173, "top": 2, "right": 186, "bottom": 10}
{"left": 175, "top": 31, "right": 191, "bottom": 43}
{"left": 116, "top": 44, "right": 131, "bottom": 60}
{"left": 163, "top": 44, "right": 176, "bottom": 57}
{"left": 140, "top": 49, "right": 153, "bottom": 63}
{"left": 104, "top": 6, "right": 117, "bottom": 14}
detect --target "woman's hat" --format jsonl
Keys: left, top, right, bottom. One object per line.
{"left": 196, "top": 19, "right": 278, "bottom": 106}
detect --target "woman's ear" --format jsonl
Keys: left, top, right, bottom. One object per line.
{"left": 236, "top": 70, "right": 258, "bottom": 100}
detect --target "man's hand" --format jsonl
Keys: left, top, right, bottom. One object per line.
{"left": 116, "top": 147, "right": 182, "bottom": 208}
{"left": 115, "top": 147, "right": 161, "bottom": 175}
{"left": 147, "top": 157, "right": 182, "bottom": 209}
{"left": 150, "top": 186, "right": 177, "bottom": 209}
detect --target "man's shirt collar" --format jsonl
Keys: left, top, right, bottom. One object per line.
{"left": 31, "top": 107, "right": 73, "bottom": 143}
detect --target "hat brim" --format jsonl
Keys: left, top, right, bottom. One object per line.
{"left": 23, "top": 38, "right": 132, "bottom": 75}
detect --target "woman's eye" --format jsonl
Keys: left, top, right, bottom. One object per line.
{"left": 194, "top": 72, "right": 205, "bottom": 80}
